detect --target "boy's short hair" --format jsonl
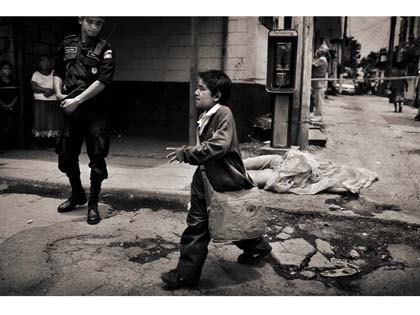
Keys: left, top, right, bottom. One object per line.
{"left": 199, "top": 70, "right": 232, "bottom": 104}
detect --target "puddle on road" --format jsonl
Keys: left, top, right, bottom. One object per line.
{"left": 325, "top": 192, "right": 400, "bottom": 216}
{"left": 339, "top": 105, "right": 363, "bottom": 111}
{"left": 405, "top": 148, "right": 420, "bottom": 155}
{"left": 109, "top": 237, "right": 179, "bottom": 265}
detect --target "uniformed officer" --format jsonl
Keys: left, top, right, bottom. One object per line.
{"left": 53, "top": 17, "right": 116, "bottom": 225}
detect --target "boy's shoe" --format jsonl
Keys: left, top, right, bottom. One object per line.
{"left": 414, "top": 114, "right": 420, "bottom": 121}
{"left": 161, "top": 269, "right": 198, "bottom": 289}
{"left": 237, "top": 244, "right": 272, "bottom": 265}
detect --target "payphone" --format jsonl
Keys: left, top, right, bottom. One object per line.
{"left": 266, "top": 29, "right": 298, "bottom": 94}
{"left": 266, "top": 29, "right": 299, "bottom": 148}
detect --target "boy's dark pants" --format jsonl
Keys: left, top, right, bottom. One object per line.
{"left": 176, "top": 168, "right": 269, "bottom": 283}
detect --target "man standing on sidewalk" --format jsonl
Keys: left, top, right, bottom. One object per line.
{"left": 311, "top": 47, "right": 329, "bottom": 119}
{"left": 53, "top": 17, "right": 116, "bottom": 225}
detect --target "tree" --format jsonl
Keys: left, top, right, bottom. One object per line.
{"left": 359, "top": 51, "right": 379, "bottom": 76}
{"left": 343, "top": 36, "right": 361, "bottom": 78}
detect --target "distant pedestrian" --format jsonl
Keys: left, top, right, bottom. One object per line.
{"left": 414, "top": 69, "right": 420, "bottom": 121}
{"left": 0, "top": 60, "right": 18, "bottom": 150}
{"left": 31, "top": 56, "right": 63, "bottom": 148}
{"left": 390, "top": 65, "right": 408, "bottom": 113}
{"left": 311, "top": 47, "right": 329, "bottom": 119}
{"left": 161, "top": 70, "right": 271, "bottom": 289}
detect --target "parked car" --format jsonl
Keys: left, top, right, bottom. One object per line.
{"left": 334, "top": 80, "right": 356, "bottom": 95}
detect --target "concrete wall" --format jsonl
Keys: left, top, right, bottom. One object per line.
{"left": 107, "top": 17, "right": 272, "bottom": 140}
{"left": 254, "top": 19, "right": 269, "bottom": 85}
{"left": 108, "top": 17, "right": 224, "bottom": 82}
{"left": 224, "top": 17, "right": 269, "bottom": 85}
{"left": 224, "top": 17, "right": 250, "bottom": 81}
{"left": 223, "top": 17, "right": 271, "bottom": 139}
{"left": 109, "top": 16, "right": 269, "bottom": 84}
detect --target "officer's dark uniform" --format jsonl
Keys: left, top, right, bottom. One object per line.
{"left": 54, "top": 34, "right": 115, "bottom": 223}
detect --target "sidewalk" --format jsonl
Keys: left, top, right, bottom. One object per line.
{"left": 2, "top": 97, "right": 420, "bottom": 226}
{"left": 0, "top": 144, "right": 194, "bottom": 209}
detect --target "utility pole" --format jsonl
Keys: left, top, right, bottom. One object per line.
{"left": 297, "top": 17, "right": 313, "bottom": 149}
{"left": 343, "top": 16, "right": 348, "bottom": 38}
{"left": 340, "top": 16, "right": 349, "bottom": 94}
{"left": 289, "top": 17, "right": 304, "bottom": 146}
{"left": 189, "top": 17, "right": 198, "bottom": 145}
{"left": 289, "top": 16, "right": 314, "bottom": 147}
{"left": 13, "top": 18, "right": 25, "bottom": 148}
{"left": 385, "top": 16, "right": 397, "bottom": 78}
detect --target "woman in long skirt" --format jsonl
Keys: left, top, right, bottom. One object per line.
{"left": 31, "top": 56, "right": 63, "bottom": 148}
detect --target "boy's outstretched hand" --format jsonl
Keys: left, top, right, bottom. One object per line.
{"left": 166, "top": 147, "right": 185, "bottom": 163}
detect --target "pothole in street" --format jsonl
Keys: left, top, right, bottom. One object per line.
{"left": 339, "top": 105, "right": 363, "bottom": 111}
{"left": 405, "top": 148, "right": 420, "bottom": 155}
{"left": 325, "top": 193, "right": 400, "bottom": 216}
{"left": 264, "top": 208, "right": 420, "bottom": 294}
{"left": 109, "top": 237, "right": 179, "bottom": 265}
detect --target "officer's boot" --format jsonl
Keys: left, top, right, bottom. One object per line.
{"left": 399, "top": 102, "right": 403, "bottom": 112}
{"left": 394, "top": 103, "right": 398, "bottom": 112}
{"left": 57, "top": 176, "right": 87, "bottom": 212}
{"left": 87, "top": 179, "right": 102, "bottom": 225}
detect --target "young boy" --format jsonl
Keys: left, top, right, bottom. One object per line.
{"left": 162, "top": 70, "right": 271, "bottom": 289}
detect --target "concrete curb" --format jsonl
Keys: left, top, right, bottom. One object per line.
{"left": 0, "top": 177, "right": 190, "bottom": 212}
{"left": 2, "top": 176, "right": 420, "bottom": 228}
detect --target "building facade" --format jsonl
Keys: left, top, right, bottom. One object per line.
{"left": 0, "top": 17, "right": 278, "bottom": 147}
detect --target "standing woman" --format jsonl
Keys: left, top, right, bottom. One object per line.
{"left": 0, "top": 60, "right": 18, "bottom": 150}
{"left": 31, "top": 56, "right": 62, "bottom": 148}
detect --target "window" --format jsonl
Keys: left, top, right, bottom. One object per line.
{"left": 259, "top": 17, "right": 279, "bottom": 30}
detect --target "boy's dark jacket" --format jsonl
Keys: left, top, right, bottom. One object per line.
{"left": 180, "top": 105, "right": 254, "bottom": 192}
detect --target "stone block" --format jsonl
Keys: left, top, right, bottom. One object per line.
{"left": 307, "top": 252, "right": 335, "bottom": 271}
{"left": 271, "top": 238, "right": 316, "bottom": 270}
{"left": 315, "top": 239, "right": 335, "bottom": 257}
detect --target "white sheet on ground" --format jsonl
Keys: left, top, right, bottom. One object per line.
{"left": 246, "top": 150, "right": 379, "bottom": 195}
